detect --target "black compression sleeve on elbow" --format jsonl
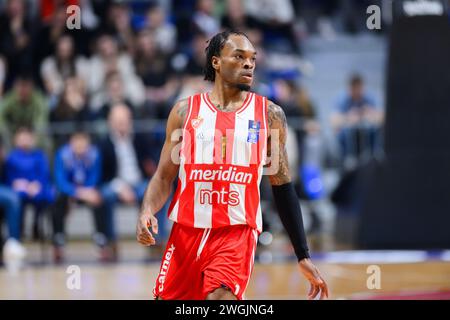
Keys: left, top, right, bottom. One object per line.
{"left": 271, "top": 182, "right": 310, "bottom": 261}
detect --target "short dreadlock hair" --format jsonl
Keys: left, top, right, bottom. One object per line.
{"left": 203, "top": 30, "right": 250, "bottom": 82}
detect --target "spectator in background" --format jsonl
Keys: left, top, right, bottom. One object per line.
{"left": 101, "top": 2, "right": 135, "bottom": 54}
{"left": 39, "top": 0, "right": 99, "bottom": 57}
{"left": 221, "top": 0, "right": 258, "bottom": 31}
{"left": 52, "top": 131, "right": 106, "bottom": 263}
{"left": 145, "top": 4, "right": 177, "bottom": 55}
{"left": 192, "top": 0, "right": 220, "bottom": 37}
{"left": 99, "top": 104, "right": 164, "bottom": 260}
{"left": 87, "top": 33, "right": 145, "bottom": 114}
{"left": 0, "top": 73, "right": 48, "bottom": 148}
{"left": 0, "top": 0, "right": 36, "bottom": 90}
{"left": 134, "top": 29, "right": 179, "bottom": 119}
{"left": 244, "top": 0, "right": 300, "bottom": 53}
{"left": 331, "top": 74, "right": 384, "bottom": 167}
{"left": 0, "top": 135, "right": 26, "bottom": 269}
{"left": 176, "top": 32, "right": 212, "bottom": 100}
{"left": 35, "top": 4, "right": 70, "bottom": 67}
{"left": 92, "top": 70, "right": 136, "bottom": 120}
{"left": 184, "top": 32, "right": 208, "bottom": 77}
{"left": 40, "top": 34, "right": 89, "bottom": 100}
{"left": 4, "top": 127, "right": 54, "bottom": 240}
{"left": 50, "top": 77, "right": 91, "bottom": 147}
{"left": 272, "top": 80, "right": 324, "bottom": 232}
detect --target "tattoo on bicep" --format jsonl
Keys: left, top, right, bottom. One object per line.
{"left": 176, "top": 99, "right": 189, "bottom": 124}
{"left": 267, "top": 102, "right": 287, "bottom": 128}
{"left": 267, "top": 102, "right": 291, "bottom": 185}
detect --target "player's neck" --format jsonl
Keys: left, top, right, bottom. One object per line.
{"left": 209, "top": 81, "right": 248, "bottom": 111}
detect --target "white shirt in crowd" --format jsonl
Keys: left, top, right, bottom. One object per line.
{"left": 110, "top": 133, "right": 142, "bottom": 192}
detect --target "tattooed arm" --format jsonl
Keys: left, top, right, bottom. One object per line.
{"left": 136, "top": 99, "right": 188, "bottom": 246}
{"left": 266, "top": 100, "right": 329, "bottom": 300}
{"left": 267, "top": 101, "right": 291, "bottom": 186}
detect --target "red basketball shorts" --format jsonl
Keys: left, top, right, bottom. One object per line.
{"left": 153, "top": 222, "right": 259, "bottom": 300}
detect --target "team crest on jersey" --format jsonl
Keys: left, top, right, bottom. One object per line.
{"left": 191, "top": 116, "right": 203, "bottom": 129}
{"left": 247, "top": 120, "right": 260, "bottom": 143}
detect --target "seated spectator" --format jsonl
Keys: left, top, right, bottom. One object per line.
{"left": 192, "top": 0, "right": 220, "bottom": 38}
{"left": 144, "top": 4, "right": 177, "bottom": 55}
{"left": 35, "top": 4, "right": 71, "bottom": 68}
{"left": 4, "top": 127, "right": 55, "bottom": 241}
{"left": 176, "top": 32, "right": 212, "bottom": 100}
{"left": 0, "top": 73, "right": 48, "bottom": 149}
{"left": 0, "top": 0, "right": 35, "bottom": 91}
{"left": 40, "top": 34, "right": 89, "bottom": 100}
{"left": 52, "top": 131, "right": 107, "bottom": 263}
{"left": 134, "top": 29, "right": 179, "bottom": 119}
{"left": 50, "top": 77, "right": 91, "bottom": 148}
{"left": 221, "top": 0, "right": 259, "bottom": 31}
{"left": 100, "top": 1, "right": 135, "bottom": 54}
{"left": 87, "top": 33, "right": 145, "bottom": 114}
{"left": 330, "top": 74, "right": 384, "bottom": 167}
{"left": 0, "top": 135, "right": 25, "bottom": 270}
{"left": 98, "top": 104, "right": 166, "bottom": 259}
{"left": 244, "top": 0, "right": 301, "bottom": 53}
{"left": 38, "top": 1, "right": 98, "bottom": 57}
{"left": 91, "top": 70, "right": 136, "bottom": 121}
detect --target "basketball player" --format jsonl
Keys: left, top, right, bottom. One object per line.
{"left": 136, "top": 30, "right": 328, "bottom": 300}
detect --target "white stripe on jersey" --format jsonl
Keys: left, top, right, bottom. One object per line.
{"left": 228, "top": 183, "right": 246, "bottom": 225}
{"left": 228, "top": 94, "right": 255, "bottom": 224}
{"left": 195, "top": 95, "right": 217, "bottom": 164}
{"left": 194, "top": 181, "right": 213, "bottom": 228}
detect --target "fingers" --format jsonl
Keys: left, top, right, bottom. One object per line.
{"left": 308, "top": 283, "right": 320, "bottom": 300}
{"left": 136, "top": 215, "right": 157, "bottom": 246}
{"left": 137, "top": 233, "right": 155, "bottom": 246}
{"left": 308, "top": 284, "right": 314, "bottom": 297}
{"left": 319, "top": 285, "right": 327, "bottom": 300}
{"left": 139, "top": 216, "right": 153, "bottom": 236}
{"left": 137, "top": 226, "right": 155, "bottom": 246}
{"left": 149, "top": 215, "right": 158, "bottom": 235}
{"left": 309, "top": 277, "right": 329, "bottom": 300}
{"left": 320, "top": 279, "right": 329, "bottom": 300}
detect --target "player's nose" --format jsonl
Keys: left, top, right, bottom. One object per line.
{"left": 243, "top": 58, "right": 255, "bottom": 70}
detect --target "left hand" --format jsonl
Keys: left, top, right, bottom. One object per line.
{"left": 298, "top": 258, "right": 329, "bottom": 300}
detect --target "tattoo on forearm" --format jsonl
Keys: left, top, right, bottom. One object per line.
{"left": 267, "top": 102, "right": 292, "bottom": 186}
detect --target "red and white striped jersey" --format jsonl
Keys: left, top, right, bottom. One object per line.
{"left": 167, "top": 92, "right": 268, "bottom": 232}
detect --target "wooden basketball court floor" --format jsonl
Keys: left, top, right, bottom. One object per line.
{"left": 1, "top": 241, "right": 449, "bottom": 300}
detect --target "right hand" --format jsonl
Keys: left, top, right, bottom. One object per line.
{"left": 76, "top": 187, "right": 102, "bottom": 206}
{"left": 136, "top": 212, "right": 158, "bottom": 246}
{"left": 27, "top": 181, "right": 42, "bottom": 197}
{"left": 118, "top": 184, "right": 136, "bottom": 204}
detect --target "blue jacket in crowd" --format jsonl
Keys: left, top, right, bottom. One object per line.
{"left": 54, "top": 144, "right": 102, "bottom": 197}
{"left": 4, "top": 148, "right": 54, "bottom": 203}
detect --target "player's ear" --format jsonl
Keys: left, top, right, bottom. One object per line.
{"left": 211, "top": 56, "right": 220, "bottom": 71}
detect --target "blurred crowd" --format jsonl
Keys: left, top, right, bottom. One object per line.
{"left": 0, "top": 0, "right": 385, "bottom": 267}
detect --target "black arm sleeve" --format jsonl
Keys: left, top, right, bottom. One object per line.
{"left": 271, "top": 182, "right": 310, "bottom": 261}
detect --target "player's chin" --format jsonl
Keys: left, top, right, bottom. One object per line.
{"left": 236, "top": 82, "right": 252, "bottom": 91}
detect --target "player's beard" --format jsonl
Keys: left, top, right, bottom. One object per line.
{"left": 236, "top": 83, "right": 251, "bottom": 91}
